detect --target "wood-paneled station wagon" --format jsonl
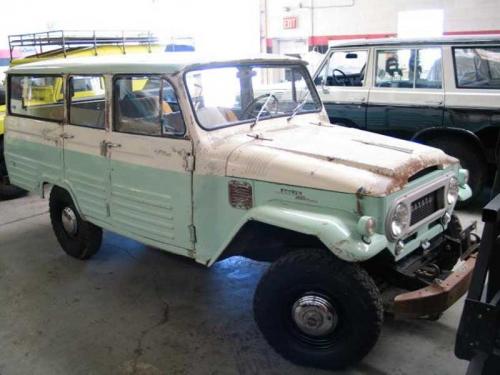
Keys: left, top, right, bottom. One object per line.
{"left": 4, "top": 53, "right": 478, "bottom": 369}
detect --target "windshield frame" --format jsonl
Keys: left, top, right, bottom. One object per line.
{"left": 182, "top": 61, "right": 323, "bottom": 131}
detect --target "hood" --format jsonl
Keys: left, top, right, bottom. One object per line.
{"left": 225, "top": 123, "right": 457, "bottom": 196}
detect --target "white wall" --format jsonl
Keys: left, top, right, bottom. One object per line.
{"left": 263, "top": 0, "right": 500, "bottom": 50}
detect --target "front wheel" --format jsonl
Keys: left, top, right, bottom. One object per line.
{"left": 253, "top": 248, "right": 383, "bottom": 370}
{"left": 49, "top": 187, "right": 102, "bottom": 259}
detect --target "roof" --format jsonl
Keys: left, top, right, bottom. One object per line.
{"left": 6, "top": 53, "right": 303, "bottom": 75}
{"left": 327, "top": 35, "right": 500, "bottom": 49}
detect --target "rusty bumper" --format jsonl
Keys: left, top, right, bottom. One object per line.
{"left": 393, "top": 254, "right": 477, "bottom": 318}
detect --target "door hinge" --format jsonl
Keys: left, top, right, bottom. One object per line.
{"left": 184, "top": 153, "right": 195, "bottom": 172}
{"left": 188, "top": 224, "right": 197, "bottom": 243}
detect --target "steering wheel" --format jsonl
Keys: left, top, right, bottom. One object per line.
{"left": 241, "top": 93, "right": 280, "bottom": 119}
{"left": 332, "top": 68, "right": 348, "bottom": 86}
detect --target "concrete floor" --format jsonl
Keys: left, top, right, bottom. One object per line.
{"left": 0, "top": 193, "right": 484, "bottom": 375}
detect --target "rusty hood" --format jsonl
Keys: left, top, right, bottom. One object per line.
{"left": 225, "top": 123, "right": 458, "bottom": 196}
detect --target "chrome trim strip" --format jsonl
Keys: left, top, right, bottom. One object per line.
{"left": 386, "top": 171, "right": 454, "bottom": 241}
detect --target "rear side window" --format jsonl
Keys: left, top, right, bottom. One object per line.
{"left": 69, "top": 75, "right": 106, "bottom": 128}
{"left": 375, "top": 48, "right": 442, "bottom": 89}
{"left": 114, "top": 75, "right": 185, "bottom": 137}
{"left": 454, "top": 47, "right": 500, "bottom": 89}
{"left": 9, "top": 75, "right": 64, "bottom": 121}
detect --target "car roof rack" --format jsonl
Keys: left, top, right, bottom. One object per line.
{"left": 8, "top": 30, "right": 159, "bottom": 61}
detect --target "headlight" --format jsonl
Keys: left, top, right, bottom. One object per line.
{"left": 389, "top": 202, "right": 410, "bottom": 239}
{"left": 447, "top": 176, "right": 460, "bottom": 205}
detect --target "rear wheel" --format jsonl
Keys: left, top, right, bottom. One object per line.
{"left": 426, "top": 138, "right": 485, "bottom": 206}
{"left": 49, "top": 187, "right": 102, "bottom": 259}
{"left": 253, "top": 248, "right": 383, "bottom": 370}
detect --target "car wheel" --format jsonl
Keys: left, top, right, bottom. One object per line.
{"left": 253, "top": 248, "right": 383, "bottom": 370}
{"left": 427, "top": 138, "right": 485, "bottom": 207}
{"left": 49, "top": 186, "right": 102, "bottom": 259}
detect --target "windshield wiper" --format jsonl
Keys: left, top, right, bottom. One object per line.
{"left": 250, "top": 93, "right": 274, "bottom": 130}
{"left": 287, "top": 92, "right": 310, "bottom": 122}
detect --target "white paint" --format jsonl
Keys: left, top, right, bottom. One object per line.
{"left": 397, "top": 9, "right": 444, "bottom": 38}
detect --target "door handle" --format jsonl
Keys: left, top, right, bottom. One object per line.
{"left": 60, "top": 133, "right": 74, "bottom": 139}
{"left": 106, "top": 142, "right": 121, "bottom": 149}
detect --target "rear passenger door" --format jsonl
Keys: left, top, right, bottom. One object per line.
{"left": 63, "top": 75, "right": 109, "bottom": 223}
{"left": 367, "top": 47, "right": 444, "bottom": 139}
{"left": 108, "top": 75, "right": 193, "bottom": 252}
{"left": 314, "top": 49, "right": 369, "bottom": 128}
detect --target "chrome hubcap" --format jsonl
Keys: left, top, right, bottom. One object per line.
{"left": 292, "top": 294, "right": 337, "bottom": 337}
{"left": 61, "top": 207, "right": 78, "bottom": 236}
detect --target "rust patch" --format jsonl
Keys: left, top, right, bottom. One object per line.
{"left": 393, "top": 254, "right": 476, "bottom": 317}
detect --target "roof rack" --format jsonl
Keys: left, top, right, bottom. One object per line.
{"left": 8, "top": 30, "right": 159, "bottom": 61}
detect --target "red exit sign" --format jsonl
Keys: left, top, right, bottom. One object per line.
{"left": 283, "top": 16, "right": 297, "bottom": 29}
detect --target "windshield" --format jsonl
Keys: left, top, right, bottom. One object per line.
{"left": 185, "top": 64, "right": 322, "bottom": 130}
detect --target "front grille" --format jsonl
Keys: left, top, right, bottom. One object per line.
{"left": 410, "top": 188, "right": 444, "bottom": 226}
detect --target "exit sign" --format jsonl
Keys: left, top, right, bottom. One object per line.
{"left": 283, "top": 16, "right": 297, "bottom": 29}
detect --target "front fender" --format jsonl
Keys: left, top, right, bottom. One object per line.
{"left": 209, "top": 201, "right": 388, "bottom": 265}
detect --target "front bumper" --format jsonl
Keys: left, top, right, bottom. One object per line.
{"left": 393, "top": 253, "right": 476, "bottom": 317}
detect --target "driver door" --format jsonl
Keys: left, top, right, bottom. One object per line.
{"left": 314, "top": 48, "right": 369, "bottom": 128}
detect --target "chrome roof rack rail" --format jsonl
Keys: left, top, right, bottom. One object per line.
{"left": 8, "top": 30, "right": 158, "bottom": 61}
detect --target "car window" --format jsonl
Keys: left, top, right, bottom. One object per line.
{"left": 454, "top": 47, "right": 500, "bottom": 89}
{"left": 69, "top": 75, "right": 105, "bottom": 128}
{"left": 375, "top": 48, "right": 442, "bottom": 89}
{"left": 375, "top": 49, "right": 415, "bottom": 88}
{"left": 114, "top": 76, "right": 185, "bottom": 137}
{"left": 9, "top": 75, "right": 64, "bottom": 121}
{"left": 316, "top": 50, "right": 368, "bottom": 87}
{"left": 415, "top": 48, "right": 442, "bottom": 89}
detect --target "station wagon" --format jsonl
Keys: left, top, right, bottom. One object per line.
{"left": 313, "top": 36, "right": 500, "bottom": 202}
{"left": 4, "top": 54, "right": 477, "bottom": 369}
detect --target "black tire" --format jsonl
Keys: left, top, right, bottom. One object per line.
{"left": 49, "top": 186, "right": 102, "bottom": 259}
{"left": 426, "top": 138, "right": 485, "bottom": 206}
{"left": 253, "top": 248, "right": 383, "bottom": 370}
{"left": 0, "top": 136, "right": 27, "bottom": 200}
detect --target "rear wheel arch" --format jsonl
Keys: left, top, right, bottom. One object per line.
{"left": 412, "top": 127, "right": 486, "bottom": 160}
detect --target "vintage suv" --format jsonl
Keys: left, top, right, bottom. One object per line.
{"left": 4, "top": 54, "right": 477, "bottom": 369}
{"left": 313, "top": 36, "right": 500, "bottom": 203}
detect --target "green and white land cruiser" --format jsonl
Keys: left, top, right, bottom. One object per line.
{"left": 4, "top": 54, "right": 477, "bottom": 369}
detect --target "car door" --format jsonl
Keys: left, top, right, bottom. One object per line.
{"left": 314, "top": 48, "right": 369, "bottom": 128}
{"left": 367, "top": 46, "right": 444, "bottom": 139}
{"left": 108, "top": 75, "right": 193, "bottom": 251}
{"left": 63, "top": 75, "right": 110, "bottom": 222}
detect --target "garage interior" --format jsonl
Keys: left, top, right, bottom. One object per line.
{"left": 1, "top": 1, "right": 500, "bottom": 375}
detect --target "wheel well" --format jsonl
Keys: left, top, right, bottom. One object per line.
{"left": 41, "top": 182, "right": 54, "bottom": 199}
{"left": 217, "top": 220, "right": 325, "bottom": 263}
{"left": 413, "top": 128, "right": 486, "bottom": 161}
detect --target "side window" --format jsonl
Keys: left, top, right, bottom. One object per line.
{"left": 375, "top": 48, "right": 442, "bottom": 89}
{"left": 114, "top": 76, "right": 185, "bottom": 137}
{"left": 68, "top": 75, "right": 105, "bottom": 128}
{"left": 9, "top": 75, "right": 64, "bottom": 121}
{"left": 415, "top": 48, "right": 442, "bottom": 89}
{"left": 454, "top": 47, "right": 500, "bottom": 89}
{"left": 316, "top": 50, "right": 368, "bottom": 87}
{"left": 375, "top": 49, "right": 415, "bottom": 88}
